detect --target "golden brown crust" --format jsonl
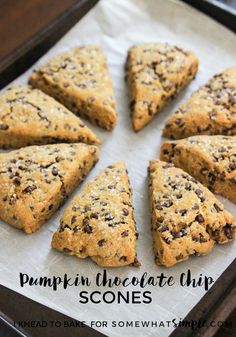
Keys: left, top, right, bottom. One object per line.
{"left": 148, "top": 160, "right": 235, "bottom": 267}
{"left": 126, "top": 43, "right": 198, "bottom": 131}
{"left": 161, "top": 135, "right": 236, "bottom": 204}
{"left": 0, "top": 85, "right": 100, "bottom": 148}
{"left": 29, "top": 45, "right": 117, "bottom": 130}
{"left": 0, "top": 143, "right": 99, "bottom": 233}
{"left": 163, "top": 68, "right": 236, "bottom": 139}
{"left": 52, "top": 161, "right": 139, "bottom": 267}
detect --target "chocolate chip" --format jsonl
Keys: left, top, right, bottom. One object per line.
{"left": 195, "top": 189, "right": 203, "bottom": 196}
{"left": 185, "top": 182, "right": 191, "bottom": 190}
{"left": 52, "top": 167, "right": 59, "bottom": 176}
{"left": 163, "top": 163, "right": 174, "bottom": 169}
{"left": 83, "top": 217, "right": 90, "bottom": 226}
{"left": 0, "top": 123, "right": 9, "bottom": 130}
{"left": 63, "top": 248, "right": 72, "bottom": 253}
{"left": 23, "top": 185, "right": 37, "bottom": 193}
{"left": 200, "top": 236, "right": 208, "bottom": 243}
{"left": 195, "top": 214, "right": 204, "bottom": 223}
{"left": 79, "top": 247, "right": 85, "bottom": 253}
{"left": 218, "top": 146, "right": 226, "bottom": 153}
{"left": 105, "top": 213, "right": 114, "bottom": 221}
{"left": 179, "top": 209, "right": 187, "bottom": 216}
{"left": 158, "top": 225, "right": 168, "bottom": 232}
{"left": 214, "top": 203, "right": 222, "bottom": 213}
{"left": 121, "top": 230, "right": 129, "bottom": 237}
{"left": 156, "top": 204, "right": 163, "bottom": 210}
{"left": 13, "top": 176, "right": 21, "bottom": 186}
{"left": 119, "top": 256, "right": 127, "bottom": 262}
{"left": 224, "top": 224, "right": 234, "bottom": 240}
{"left": 229, "top": 163, "right": 236, "bottom": 171}
{"left": 163, "top": 200, "right": 173, "bottom": 207}
{"left": 83, "top": 223, "right": 93, "bottom": 234}
{"left": 173, "top": 231, "right": 181, "bottom": 238}
{"left": 55, "top": 156, "right": 64, "bottom": 162}
{"left": 91, "top": 212, "right": 99, "bottom": 219}
{"left": 164, "top": 237, "right": 172, "bottom": 244}
{"left": 71, "top": 215, "right": 77, "bottom": 224}
{"left": 59, "top": 223, "right": 70, "bottom": 232}
{"left": 156, "top": 217, "right": 164, "bottom": 225}
{"left": 162, "top": 149, "right": 169, "bottom": 155}
{"left": 98, "top": 239, "right": 106, "bottom": 247}
{"left": 122, "top": 208, "right": 129, "bottom": 216}
{"left": 176, "top": 253, "right": 184, "bottom": 261}
{"left": 73, "top": 226, "right": 80, "bottom": 233}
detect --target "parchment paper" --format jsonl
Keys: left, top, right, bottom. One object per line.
{"left": 0, "top": 1, "right": 236, "bottom": 336}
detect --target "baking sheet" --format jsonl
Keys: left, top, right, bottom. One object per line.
{"left": 0, "top": 0, "right": 236, "bottom": 336}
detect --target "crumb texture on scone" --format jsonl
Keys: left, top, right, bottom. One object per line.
{"left": 0, "top": 85, "right": 100, "bottom": 148}
{"left": 29, "top": 45, "right": 117, "bottom": 131}
{"left": 148, "top": 160, "right": 235, "bottom": 267}
{"left": 161, "top": 135, "right": 236, "bottom": 204}
{"left": 163, "top": 67, "right": 236, "bottom": 139}
{"left": 125, "top": 43, "right": 198, "bottom": 131}
{"left": 0, "top": 143, "right": 99, "bottom": 233}
{"left": 52, "top": 161, "right": 140, "bottom": 267}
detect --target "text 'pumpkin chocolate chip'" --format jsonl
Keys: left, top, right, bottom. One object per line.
{"left": 148, "top": 160, "right": 235, "bottom": 267}
{"left": 52, "top": 161, "right": 140, "bottom": 267}
{"left": 0, "top": 143, "right": 99, "bottom": 233}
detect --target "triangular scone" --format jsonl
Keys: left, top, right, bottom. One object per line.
{"left": 0, "top": 144, "right": 99, "bottom": 233}
{"left": 163, "top": 68, "right": 236, "bottom": 139}
{"left": 0, "top": 85, "right": 100, "bottom": 148}
{"left": 161, "top": 135, "right": 236, "bottom": 204}
{"left": 148, "top": 160, "right": 235, "bottom": 267}
{"left": 52, "top": 162, "right": 140, "bottom": 267}
{"left": 125, "top": 43, "right": 198, "bottom": 131}
{"left": 29, "top": 45, "right": 117, "bottom": 131}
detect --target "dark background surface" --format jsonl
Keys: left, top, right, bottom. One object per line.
{"left": 0, "top": 0, "right": 78, "bottom": 60}
{"left": 0, "top": 0, "right": 235, "bottom": 337}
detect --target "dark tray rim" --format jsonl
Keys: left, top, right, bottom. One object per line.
{"left": 0, "top": 0, "right": 235, "bottom": 337}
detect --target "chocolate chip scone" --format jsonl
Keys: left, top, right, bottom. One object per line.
{"left": 0, "top": 85, "right": 100, "bottom": 148}
{"left": 52, "top": 161, "right": 140, "bottom": 267}
{"left": 163, "top": 67, "right": 236, "bottom": 139}
{"left": 29, "top": 45, "right": 117, "bottom": 130}
{"left": 161, "top": 135, "right": 236, "bottom": 204}
{"left": 125, "top": 43, "right": 198, "bottom": 131}
{"left": 148, "top": 160, "right": 235, "bottom": 267}
{"left": 0, "top": 144, "right": 99, "bottom": 233}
